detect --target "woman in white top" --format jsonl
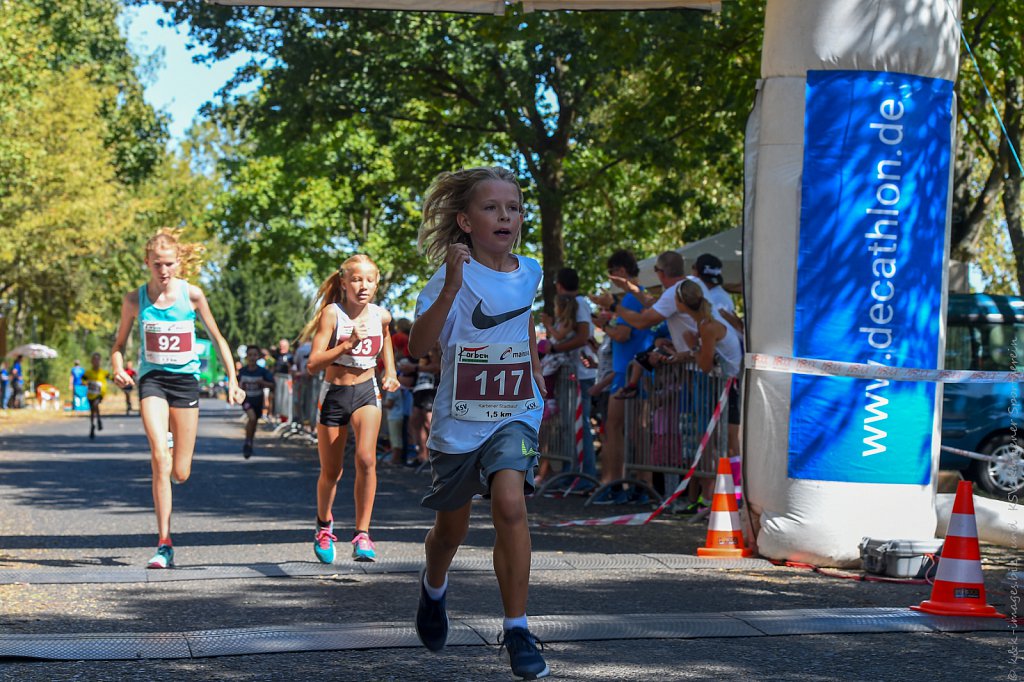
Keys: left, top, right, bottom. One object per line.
{"left": 674, "top": 279, "right": 742, "bottom": 378}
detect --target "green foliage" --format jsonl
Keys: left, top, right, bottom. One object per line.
{"left": 0, "top": 0, "right": 211, "bottom": 359}
{"left": 952, "top": 2, "right": 1023, "bottom": 292}
{"left": 202, "top": 258, "right": 311, "bottom": 350}
{"left": 0, "top": 66, "right": 139, "bottom": 336}
{"left": 34, "top": 0, "right": 169, "bottom": 184}
{"left": 160, "top": 2, "right": 761, "bottom": 305}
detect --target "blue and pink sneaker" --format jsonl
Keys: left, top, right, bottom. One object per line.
{"left": 147, "top": 544, "right": 174, "bottom": 569}
{"left": 351, "top": 532, "right": 377, "bottom": 562}
{"left": 314, "top": 522, "right": 337, "bottom": 564}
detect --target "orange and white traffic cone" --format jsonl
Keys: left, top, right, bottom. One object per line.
{"left": 911, "top": 480, "right": 1003, "bottom": 618}
{"left": 697, "top": 457, "right": 754, "bottom": 558}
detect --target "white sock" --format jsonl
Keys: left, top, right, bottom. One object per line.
{"left": 423, "top": 572, "right": 447, "bottom": 601}
{"left": 503, "top": 615, "right": 528, "bottom": 632}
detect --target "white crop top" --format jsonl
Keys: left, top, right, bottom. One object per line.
{"left": 330, "top": 303, "right": 385, "bottom": 370}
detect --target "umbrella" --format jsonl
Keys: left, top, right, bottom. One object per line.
{"left": 6, "top": 343, "right": 58, "bottom": 360}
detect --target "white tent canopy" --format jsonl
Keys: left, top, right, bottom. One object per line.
{"left": 208, "top": 1, "right": 720, "bottom": 13}
{"left": 635, "top": 226, "right": 740, "bottom": 289}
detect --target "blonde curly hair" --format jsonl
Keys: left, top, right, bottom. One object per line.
{"left": 145, "top": 228, "right": 204, "bottom": 280}
{"left": 418, "top": 166, "right": 524, "bottom": 265}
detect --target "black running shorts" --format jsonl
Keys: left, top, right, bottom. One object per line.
{"left": 412, "top": 389, "right": 436, "bottom": 412}
{"left": 319, "top": 378, "right": 380, "bottom": 427}
{"left": 243, "top": 394, "right": 265, "bottom": 417}
{"left": 139, "top": 370, "right": 200, "bottom": 408}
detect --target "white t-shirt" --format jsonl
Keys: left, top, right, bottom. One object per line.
{"left": 706, "top": 284, "right": 736, "bottom": 316}
{"left": 573, "top": 294, "right": 597, "bottom": 380}
{"left": 415, "top": 255, "right": 543, "bottom": 454}
{"left": 651, "top": 281, "right": 698, "bottom": 353}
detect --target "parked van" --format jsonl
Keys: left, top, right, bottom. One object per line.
{"left": 941, "top": 293, "right": 1024, "bottom": 495}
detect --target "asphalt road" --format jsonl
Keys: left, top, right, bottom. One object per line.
{"left": 0, "top": 400, "right": 1016, "bottom": 681}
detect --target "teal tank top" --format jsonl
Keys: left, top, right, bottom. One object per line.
{"left": 137, "top": 280, "right": 200, "bottom": 378}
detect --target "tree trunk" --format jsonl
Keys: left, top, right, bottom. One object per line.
{"left": 1003, "top": 77, "right": 1024, "bottom": 295}
{"left": 535, "top": 161, "right": 565, "bottom": 315}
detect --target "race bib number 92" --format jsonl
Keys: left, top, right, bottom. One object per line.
{"left": 453, "top": 342, "right": 538, "bottom": 421}
{"left": 143, "top": 320, "right": 196, "bottom": 366}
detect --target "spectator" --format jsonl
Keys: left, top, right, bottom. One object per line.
{"left": 70, "top": 360, "right": 85, "bottom": 396}
{"left": 10, "top": 355, "right": 23, "bottom": 408}
{"left": 613, "top": 251, "right": 696, "bottom": 382}
{"left": 539, "top": 294, "right": 584, "bottom": 417}
{"left": 692, "top": 253, "right": 743, "bottom": 334}
{"left": 408, "top": 343, "right": 441, "bottom": 467}
{"left": 589, "top": 318, "right": 615, "bottom": 429}
{"left": 272, "top": 338, "right": 294, "bottom": 374}
{"left": 549, "top": 267, "right": 599, "bottom": 484}
{"left": 675, "top": 279, "right": 744, "bottom": 504}
{"left": 689, "top": 255, "right": 745, "bottom": 479}
{"left": 591, "top": 250, "right": 654, "bottom": 505}
{"left": 0, "top": 360, "right": 9, "bottom": 409}
{"left": 294, "top": 339, "right": 312, "bottom": 377}
{"left": 391, "top": 318, "right": 411, "bottom": 360}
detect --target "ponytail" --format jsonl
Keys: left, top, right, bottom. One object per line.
{"left": 299, "top": 272, "right": 344, "bottom": 342}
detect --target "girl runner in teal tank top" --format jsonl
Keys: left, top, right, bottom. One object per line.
{"left": 110, "top": 229, "right": 244, "bottom": 569}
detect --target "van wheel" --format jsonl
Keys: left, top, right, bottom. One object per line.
{"left": 971, "top": 433, "right": 1024, "bottom": 497}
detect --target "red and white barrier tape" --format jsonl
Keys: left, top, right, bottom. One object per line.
{"left": 940, "top": 444, "right": 1013, "bottom": 464}
{"left": 745, "top": 352, "right": 1023, "bottom": 383}
{"left": 556, "top": 377, "right": 588, "bottom": 498}
{"left": 544, "top": 378, "right": 735, "bottom": 528}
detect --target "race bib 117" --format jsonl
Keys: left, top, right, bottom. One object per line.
{"left": 452, "top": 342, "right": 538, "bottom": 421}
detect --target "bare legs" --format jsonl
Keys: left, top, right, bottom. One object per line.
{"left": 423, "top": 470, "right": 531, "bottom": 618}
{"left": 316, "top": 405, "right": 381, "bottom": 532}
{"left": 141, "top": 396, "right": 198, "bottom": 541}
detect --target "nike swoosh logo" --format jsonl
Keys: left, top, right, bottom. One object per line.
{"left": 189, "top": 400, "right": 198, "bottom": 406}
{"left": 471, "top": 300, "right": 532, "bottom": 330}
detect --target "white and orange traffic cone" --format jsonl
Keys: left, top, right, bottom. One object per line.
{"left": 697, "top": 457, "right": 754, "bottom": 558}
{"left": 911, "top": 480, "right": 1003, "bottom": 618}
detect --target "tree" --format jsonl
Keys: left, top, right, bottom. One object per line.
{"left": 34, "top": 0, "right": 169, "bottom": 185}
{"left": 951, "top": 3, "right": 1023, "bottom": 294}
{"left": 0, "top": 66, "right": 139, "bottom": 338}
{"left": 156, "top": 2, "right": 763, "bottom": 305}
{"left": 202, "top": 258, "right": 311, "bottom": 350}
{"left": 0, "top": 1, "right": 217, "bottom": 353}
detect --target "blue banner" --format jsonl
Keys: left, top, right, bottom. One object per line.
{"left": 789, "top": 70, "right": 953, "bottom": 484}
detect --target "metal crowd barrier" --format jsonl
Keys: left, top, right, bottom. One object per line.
{"left": 623, "top": 361, "right": 729, "bottom": 486}
{"left": 274, "top": 372, "right": 323, "bottom": 445}
{"left": 537, "top": 367, "right": 580, "bottom": 468}
{"left": 273, "top": 374, "right": 293, "bottom": 421}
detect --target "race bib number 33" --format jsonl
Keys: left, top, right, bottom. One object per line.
{"left": 143, "top": 321, "right": 195, "bottom": 365}
{"left": 453, "top": 342, "right": 538, "bottom": 421}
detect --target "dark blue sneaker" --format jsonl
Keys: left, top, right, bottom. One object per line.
{"left": 498, "top": 627, "right": 549, "bottom": 680}
{"left": 415, "top": 568, "right": 448, "bottom": 652}
{"left": 590, "top": 487, "right": 630, "bottom": 505}
{"left": 628, "top": 489, "right": 651, "bottom": 506}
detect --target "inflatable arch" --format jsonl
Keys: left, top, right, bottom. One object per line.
{"left": 213, "top": 0, "right": 964, "bottom": 565}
